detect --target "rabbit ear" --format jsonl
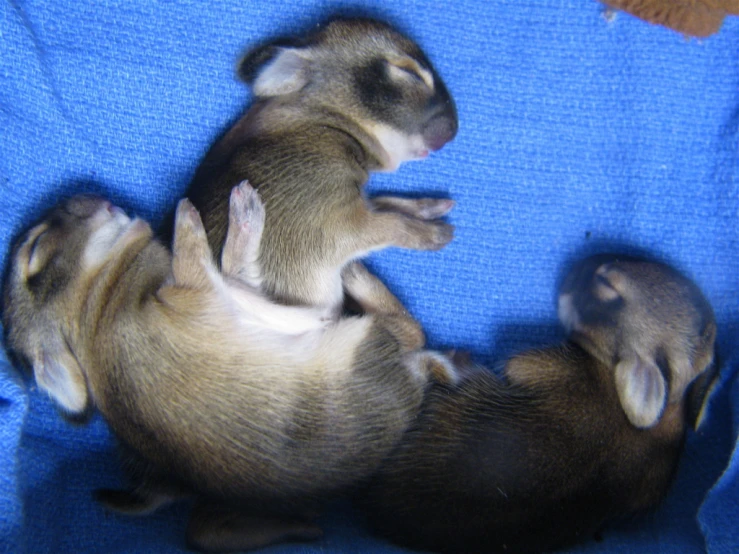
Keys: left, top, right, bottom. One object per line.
{"left": 240, "top": 45, "right": 313, "bottom": 97}
{"left": 33, "top": 343, "right": 89, "bottom": 415}
{"left": 686, "top": 357, "right": 719, "bottom": 431}
{"left": 615, "top": 354, "right": 667, "bottom": 429}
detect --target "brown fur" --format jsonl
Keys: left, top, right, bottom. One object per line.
{"left": 603, "top": 0, "right": 739, "bottom": 37}
{"left": 184, "top": 17, "right": 458, "bottom": 311}
{"left": 3, "top": 183, "right": 457, "bottom": 552}
{"left": 360, "top": 255, "right": 717, "bottom": 553}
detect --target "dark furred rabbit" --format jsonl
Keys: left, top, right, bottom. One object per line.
{"left": 360, "top": 255, "right": 717, "bottom": 553}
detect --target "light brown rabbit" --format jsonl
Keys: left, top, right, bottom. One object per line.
{"left": 360, "top": 255, "right": 718, "bottom": 553}
{"left": 184, "top": 17, "right": 458, "bottom": 313}
{"left": 3, "top": 182, "right": 455, "bottom": 552}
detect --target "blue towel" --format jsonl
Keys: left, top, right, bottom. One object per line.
{"left": 1, "top": 1, "right": 737, "bottom": 552}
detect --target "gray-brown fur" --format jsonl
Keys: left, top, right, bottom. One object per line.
{"left": 185, "top": 17, "right": 458, "bottom": 310}
{"left": 360, "top": 255, "right": 717, "bottom": 553}
{"left": 3, "top": 183, "right": 456, "bottom": 552}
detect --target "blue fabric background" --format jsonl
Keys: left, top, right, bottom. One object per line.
{"left": 1, "top": 1, "right": 737, "bottom": 552}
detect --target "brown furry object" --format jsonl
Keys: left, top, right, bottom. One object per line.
{"left": 603, "top": 0, "right": 739, "bottom": 37}
{"left": 184, "top": 18, "right": 458, "bottom": 314}
{"left": 359, "top": 255, "right": 718, "bottom": 553}
{"left": 3, "top": 183, "right": 457, "bottom": 552}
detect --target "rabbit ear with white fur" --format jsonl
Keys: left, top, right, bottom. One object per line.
{"left": 33, "top": 340, "right": 89, "bottom": 415}
{"left": 614, "top": 354, "right": 667, "bottom": 429}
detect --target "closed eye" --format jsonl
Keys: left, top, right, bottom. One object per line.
{"left": 594, "top": 273, "right": 620, "bottom": 302}
{"left": 26, "top": 229, "right": 49, "bottom": 277}
{"left": 397, "top": 66, "right": 424, "bottom": 82}
{"left": 595, "top": 273, "right": 613, "bottom": 288}
{"left": 387, "top": 60, "right": 433, "bottom": 89}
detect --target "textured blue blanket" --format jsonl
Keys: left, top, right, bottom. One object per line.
{"left": 1, "top": 1, "right": 737, "bottom": 553}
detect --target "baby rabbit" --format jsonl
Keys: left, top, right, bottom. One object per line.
{"left": 360, "top": 255, "right": 717, "bottom": 553}
{"left": 185, "top": 17, "right": 458, "bottom": 312}
{"left": 3, "top": 182, "right": 455, "bottom": 552}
